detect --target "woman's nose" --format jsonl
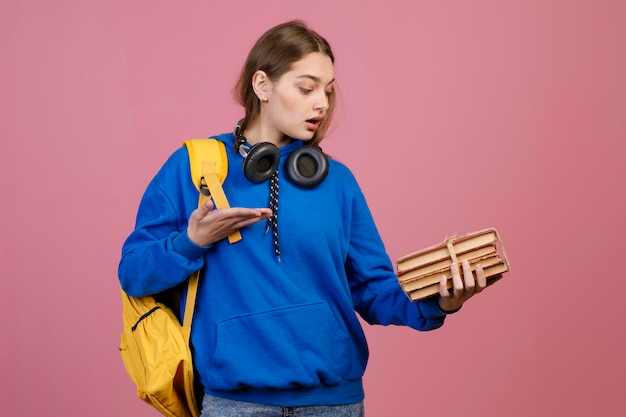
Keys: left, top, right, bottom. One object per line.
{"left": 314, "top": 92, "right": 329, "bottom": 111}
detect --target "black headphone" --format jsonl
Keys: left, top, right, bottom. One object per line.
{"left": 233, "top": 120, "right": 329, "bottom": 188}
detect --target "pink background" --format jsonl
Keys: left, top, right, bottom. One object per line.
{"left": 2, "top": 1, "right": 625, "bottom": 416}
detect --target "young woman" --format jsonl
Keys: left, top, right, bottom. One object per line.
{"left": 118, "top": 20, "right": 486, "bottom": 417}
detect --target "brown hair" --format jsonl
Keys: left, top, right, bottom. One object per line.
{"left": 233, "top": 20, "right": 336, "bottom": 146}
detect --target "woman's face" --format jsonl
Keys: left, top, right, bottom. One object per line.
{"left": 262, "top": 52, "right": 334, "bottom": 143}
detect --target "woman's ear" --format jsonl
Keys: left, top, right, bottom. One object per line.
{"left": 252, "top": 70, "right": 271, "bottom": 100}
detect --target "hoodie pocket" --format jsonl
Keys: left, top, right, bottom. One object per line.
{"left": 208, "top": 301, "right": 351, "bottom": 390}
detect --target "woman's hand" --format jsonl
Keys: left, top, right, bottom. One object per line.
{"left": 438, "top": 259, "right": 487, "bottom": 313}
{"left": 187, "top": 200, "right": 272, "bottom": 247}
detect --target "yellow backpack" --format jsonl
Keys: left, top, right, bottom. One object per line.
{"left": 119, "top": 139, "right": 241, "bottom": 417}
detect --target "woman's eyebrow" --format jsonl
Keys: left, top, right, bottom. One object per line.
{"left": 296, "top": 74, "right": 335, "bottom": 86}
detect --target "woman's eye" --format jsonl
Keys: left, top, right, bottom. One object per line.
{"left": 299, "top": 87, "right": 312, "bottom": 94}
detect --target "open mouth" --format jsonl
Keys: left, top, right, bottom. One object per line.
{"left": 306, "top": 118, "right": 322, "bottom": 131}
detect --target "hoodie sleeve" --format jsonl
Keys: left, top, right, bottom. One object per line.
{"left": 345, "top": 186, "right": 449, "bottom": 331}
{"left": 118, "top": 148, "right": 209, "bottom": 297}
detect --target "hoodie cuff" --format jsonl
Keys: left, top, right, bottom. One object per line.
{"left": 172, "top": 229, "right": 212, "bottom": 260}
{"left": 419, "top": 295, "right": 462, "bottom": 319}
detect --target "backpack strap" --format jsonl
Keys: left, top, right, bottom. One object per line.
{"left": 183, "top": 139, "right": 242, "bottom": 244}
{"left": 182, "top": 271, "right": 200, "bottom": 330}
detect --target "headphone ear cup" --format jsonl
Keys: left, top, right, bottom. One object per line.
{"left": 242, "top": 142, "right": 280, "bottom": 183}
{"left": 285, "top": 146, "right": 329, "bottom": 188}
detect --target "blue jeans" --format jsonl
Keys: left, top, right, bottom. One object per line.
{"left": 201, "top": 394, "right": 365, "bottom": 417}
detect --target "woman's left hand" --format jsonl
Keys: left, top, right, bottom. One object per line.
{"left": 438, "top": 259, "right": 487, "bottom": 313}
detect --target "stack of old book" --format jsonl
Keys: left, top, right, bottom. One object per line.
{"left": 396, "top": 228, "right": 510, "bottom": 301}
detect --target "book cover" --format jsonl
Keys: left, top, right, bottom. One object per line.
{"left": 396, "top": 228, "right": 510, "bottom": 301}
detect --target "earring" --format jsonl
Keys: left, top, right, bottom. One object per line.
{"left": 261, "top": 97, "right": 269, "bottom": 103}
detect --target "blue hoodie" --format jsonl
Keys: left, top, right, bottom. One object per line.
{"left": 118, "top": 133, "right": 450, "bottom": 407}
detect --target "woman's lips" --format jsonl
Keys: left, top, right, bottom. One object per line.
{"left": 306, "top": 118, "right": 322, "bottom": 131}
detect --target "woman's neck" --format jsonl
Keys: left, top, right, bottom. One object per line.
{"left": 243, "top": 118, "right": 293, "bottom": 147}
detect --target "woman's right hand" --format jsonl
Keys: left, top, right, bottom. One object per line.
{"left": 187, "top": 200, "right": 272, "bottom": 246}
